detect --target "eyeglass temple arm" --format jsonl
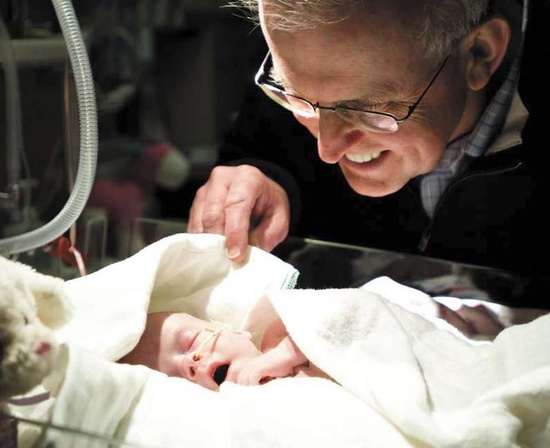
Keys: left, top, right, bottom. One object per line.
{"left": 402, "top": 55, "right": 450, "bottom": 120}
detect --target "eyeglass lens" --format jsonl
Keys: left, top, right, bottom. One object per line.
{"left": 261, "top": 83, "right": 398, "bottom": 132}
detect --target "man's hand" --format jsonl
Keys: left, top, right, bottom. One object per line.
{"left": 187, "top": 165, "right": 291, "bottom": 263}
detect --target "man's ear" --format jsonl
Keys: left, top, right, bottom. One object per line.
{"left": 463, "top": 16, "right": 511, "bottom": 91}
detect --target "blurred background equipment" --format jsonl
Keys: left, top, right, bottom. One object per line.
{"left": 0, "top": 0, "right": 261, "bottom": 277}
{"left": 0, "top": 0, "right": 98, "bottom": 274}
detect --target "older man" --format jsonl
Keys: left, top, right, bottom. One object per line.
{"left": 188, "top": 1, "right": 549, "bottom": 306}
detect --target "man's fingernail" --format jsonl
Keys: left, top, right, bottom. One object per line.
{"left": 227, "top": 247, "right": 240, "bottom": 259}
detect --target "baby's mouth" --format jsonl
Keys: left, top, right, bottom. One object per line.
{"left": 213, "top": 364, "right": 230, "bottom": 386}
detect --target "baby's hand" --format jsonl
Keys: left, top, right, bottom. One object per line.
{"left": 237, "top": 353, "right": 295, "bottom": 386}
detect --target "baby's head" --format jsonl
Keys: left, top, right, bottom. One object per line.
{"left": 119, "top": 312, "right": 262, "bottom": 391}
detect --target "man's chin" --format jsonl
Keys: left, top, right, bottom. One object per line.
{"left": 347, "top": 179, "right": 405, "bottom": 198}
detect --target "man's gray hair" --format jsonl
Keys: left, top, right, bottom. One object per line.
{"left": 230, "top": 0, "right": 490, "bottom": 59}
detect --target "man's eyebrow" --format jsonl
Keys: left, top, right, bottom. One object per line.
{"left": 268, "top": 66, "right": 288, "bottom": 88}
{"left": 344, "top": 76, "right": 415, "bottom": 106}
{"left": 269, "top": 66, "right": 412, "bottom": 106}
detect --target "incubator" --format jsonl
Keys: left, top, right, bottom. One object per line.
{"left": 2, "top": 229, "right": 550, "bottom": 448}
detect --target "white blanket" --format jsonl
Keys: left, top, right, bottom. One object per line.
{"left": 270, "top": 285, "right": 550, "bottom": 447}
{"left": 21, "top": 233, "right": 550, "bottom": 447}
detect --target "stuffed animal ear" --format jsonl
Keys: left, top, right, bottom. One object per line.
{"left": 28, "top": 273, "right": 72, "bottom": 329}
{"left": 0, "top": 256, "right": 72, "bottom": 329}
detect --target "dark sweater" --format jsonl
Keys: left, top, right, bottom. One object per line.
{"left": 217, "top": 0, "right": 550, "bottom": 307}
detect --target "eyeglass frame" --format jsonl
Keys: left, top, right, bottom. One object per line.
{"left": 254, "top": 51, "right": 451, "bottom": 133}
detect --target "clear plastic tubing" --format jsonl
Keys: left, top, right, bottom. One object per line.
{"left": 0, "top": 0, "right": 97, "bottom": 256}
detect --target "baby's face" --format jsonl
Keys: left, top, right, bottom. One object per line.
{"left": 120, "top": 312, "right": 262, "bottom": 391}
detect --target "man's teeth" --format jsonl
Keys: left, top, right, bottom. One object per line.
{"left": 346, "top": 151, "right": 382, "bottom": 163}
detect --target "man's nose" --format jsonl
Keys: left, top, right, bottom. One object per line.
{"left": 316, "top": 110, "right": 361, "bottom": 164}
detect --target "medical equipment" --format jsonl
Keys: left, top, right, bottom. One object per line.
{"left": 0, "top": 0, "right": 97, "bottom": 257}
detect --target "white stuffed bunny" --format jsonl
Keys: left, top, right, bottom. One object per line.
{"left": 0, "top": 256, "right": 72, "bottom": 402}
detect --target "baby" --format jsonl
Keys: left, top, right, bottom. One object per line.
{"left": 118, "top": 312, "right": 330, "bottom": 391}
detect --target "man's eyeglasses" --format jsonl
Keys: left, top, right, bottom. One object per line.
{"left": 254, "top": 52, "right": 450, "bottom": 134}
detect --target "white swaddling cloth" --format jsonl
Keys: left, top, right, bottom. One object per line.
{"left": 34, "top": 233, "right": 407, "bottom": 448}
{"left": 18, "top": 233, "right": 550, "bottom": 448}
{"left": 269, "top": 283, "right": 550, "bottom": 447}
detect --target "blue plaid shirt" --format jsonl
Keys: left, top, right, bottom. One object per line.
{"left": 420, "top": 0, "right": 529, "bottom": 218}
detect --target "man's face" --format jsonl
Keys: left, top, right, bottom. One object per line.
{"left": 120, "top": 312, "right": 262, "bottom": 391}
{"left": 261, "top": 4, "right": 482, "bottom": 197}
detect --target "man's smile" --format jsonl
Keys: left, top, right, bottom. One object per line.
{"left": 345, "top": 150, "right": 384, "bottom": 163}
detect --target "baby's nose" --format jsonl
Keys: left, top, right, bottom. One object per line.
{"left": 179, "top": 355, "right": 198, "bottom": 380}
